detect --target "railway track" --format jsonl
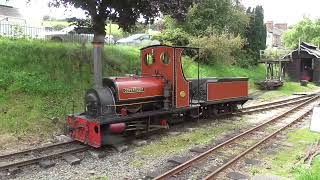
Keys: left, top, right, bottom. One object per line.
{"left": 0, "top": 93, "right": 317, "bottom": 175}
{"left": 154, "top": 95, "right": 319, "bottom": 180}
{"left": 0, "top": 140, "right": 89, "bottom": 171}
{"left": 238, "top": 93, "right": 317, "bottom": 114}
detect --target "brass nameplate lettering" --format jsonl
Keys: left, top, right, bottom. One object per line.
{"left": 123, "top": 87, "right": 145, "bottom": 94}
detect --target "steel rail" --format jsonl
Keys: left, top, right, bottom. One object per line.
{"left": 0, "top": 140, "right": 77, "bottom": 159}
{"left": 153, "top": 95, "right": 318, "bottom": 180}
{"left": 240, "top": 93, "right": 315, "bottom": 111}
{"left": 0, "top": 146, "right": 89, "bottom": 171}
{"left": 204, "top": 105, "right": 314, "bottom": 179}
{"left": 238, "top": 96, "right": 313, "bottom": 115}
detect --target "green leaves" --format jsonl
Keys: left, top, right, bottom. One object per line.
{"left": 153, "top": 28, "right": 190, "bottom": 46}
{"left": 186, "top": 0, "right": 249, "bottom": 36}
{"left": 189, "top": 33, "right": 245, "bottom": 65}
{"left": 244, "top": 6, "right": 267, "bottom": 63}
{"left": 283, "top": 18, "right": 320, "bottom": 49}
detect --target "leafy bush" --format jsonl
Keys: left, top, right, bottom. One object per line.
{"left": 283, "top": 18, "right": 320, "bottom": 49}
{"left": 189, "top": 33, "right": 245, "bottom": 65}
{"left": 185, "top": 0, "right": 249, "bottom": 36}
{"left": 52, "top": 24, "right": 68, "bottom": 31}
{"left": 153, "top": 28, "right": 190, "bottom": 46}
{"left": 234, "top": 49, "right": 256, "bottom": 68}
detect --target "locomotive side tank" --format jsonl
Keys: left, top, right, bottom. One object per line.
{"left": 105, "top": 77, "right": 164, "bottom": 102}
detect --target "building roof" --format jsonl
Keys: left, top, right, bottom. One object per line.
{"left": 272, "top": 27, "right": 284, "bottom": 36}
{"left": 283, "top": 42, "right": 320, "bottom": 59}
{"left": 0, "top": 5, "right": 23, "bottom": 19}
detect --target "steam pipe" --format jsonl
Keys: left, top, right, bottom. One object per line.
{"left": 92, "top": 35, "right": 105, "bottom": 89}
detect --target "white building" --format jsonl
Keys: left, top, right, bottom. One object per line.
{"left": 0, "top": 4, "right": 26, "bottom": 24}
{"left": 265, "top": 21, "right": 288, "bottom": 49}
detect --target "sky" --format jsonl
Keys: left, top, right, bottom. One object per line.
{"left": 242, "top": 0, "right": 320, "bottom": 25}
{"left": 1, "top": 0, "right": 320, "bottom": 26}
{"left": 0, "top": 0, "right": 86, "bottom": 25}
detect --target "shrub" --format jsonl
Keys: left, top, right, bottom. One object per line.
{"left": 52, "top": 24, "right": 68, "bottom": 31}
{"left": 189, "top": 33, "right": 245, "bottom": 65}
{"left": 234, "top": 49, "right": 256, "bottom": 68}
{"left": 153, "top": 28, "right": 190, "bottom": 46}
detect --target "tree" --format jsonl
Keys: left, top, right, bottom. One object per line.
{"left": 50, "top": 0, "right": 195, "bottom": 37}
{"left": 67, "top": 17, "right": 94, "bottom": 34}
{"left": 50, "top": 0, "right": 192, "bottom": 88}
{"left": 186, "top": 0, "right": 249, "bottom": 36}
{"left": 283, "top": 18, "right": 320, "bottom": 49}
{"left": 244, "top": 6, "right": 267, "bottom": 62}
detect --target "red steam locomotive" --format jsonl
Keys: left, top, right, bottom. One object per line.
{"left": 66, "top": 45, "right": 249, "bottom": 148}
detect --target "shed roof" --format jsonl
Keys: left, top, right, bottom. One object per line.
{"left": 283, "top": 42, "right": 320, "bottom": 59}
{"left": 0, "top": 5, "right": 23, "bottom": 19}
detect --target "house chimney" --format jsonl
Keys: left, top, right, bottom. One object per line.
{"left": 92, "top": 35, "right": 105, "bottom": 89}
{"left": 265, "top": 21, "right": 274, "bottom": 32}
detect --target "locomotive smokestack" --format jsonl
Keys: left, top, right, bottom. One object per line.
{"left": 92, "top": 35, "right": 105, "bottom": 89}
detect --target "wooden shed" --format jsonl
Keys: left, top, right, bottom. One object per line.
{"left": 284, "top": 42, "right": 320, "bottom": 84}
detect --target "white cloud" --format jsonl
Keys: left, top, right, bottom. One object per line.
{"left": 242, "top": 0, "right": 320, "bottom": 25}
{"left": 3, "top": 0, "right": 86, "bottom": 25}
{"left": 3, "top": 0, "right": 319, "bottom": 26}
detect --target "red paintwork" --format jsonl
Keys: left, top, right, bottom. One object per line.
{"left": 174, "top": 48, "right": 190, "bottom": 108}
{"left": 207, "top": 81, "right": 248, "bottom": 101}
{"left": 121, "top": 107, "right": 128, "bottom": 116}
{"left": 141, "top": 46, "right": 174, "bottom": 85}
{"left": 67, "top": 45, "right": 250, "bottom": 148}
{"left": 114, "top": 77, "right": 164, "bottom": 101}
{"left": 141, "top": 46, "right": 176, "bottom": 106}
{"left": 67, "top": 115, "right": 101, "bottom": 148}
{"left": 109, "top": 123, "right": 126, "bottom": 134}
{"left": 140, "top": 46, "right": 190, "bottom": 108}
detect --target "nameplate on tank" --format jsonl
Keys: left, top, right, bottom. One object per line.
{"left": 123, "top": 87, "right": 145, "bottom": 94}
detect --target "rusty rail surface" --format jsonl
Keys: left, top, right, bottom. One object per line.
{"left": 0, "top": 141, "right": 88, "bottom": 171}
{"left": 154, "top": 95, "right": 318, "bottom": 180}
{"left": 238, "top": 93, "right": 316, "bottom": 114}
{"left": 204, "top": 104, "right": 314, "bottom": 179}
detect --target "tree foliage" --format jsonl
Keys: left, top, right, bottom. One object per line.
{"left": 50, "top": 0, "right": 194, "bottom": 37}
{"left": 190, "top": 33, "right": 245, "bottom": 65}
{"left": 153, "top": 28, "right": 190, "bottom": 46}
{"left": 244, "top": 6, "right": 267, "bottom": 62}
{"left": 186, "top": 0, "right": 249, "bottom": 36}
{"left": 67, "top": 17, "right": 94, "bottom": 34}
{"left": 283, "top": 18, "right": 320, "bottom": 49}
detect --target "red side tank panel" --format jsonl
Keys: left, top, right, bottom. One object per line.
{"left": 174, "top": 48, "right": 190, "bottom": 108}
{"left": 207, "top": 80, "right": 248, "bottom": 101}
{"left": 113, "top": 77, "right": 164, "bottom": 101}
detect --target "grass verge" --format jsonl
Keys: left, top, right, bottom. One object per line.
{"left": 248, "top": 129, "right": 320, "bottom": 178}
{"left": 0, "top": 38, "right": 140, "bottom": 142}
{"left": 136, "top": 118, "right": 248, "bottom": 158}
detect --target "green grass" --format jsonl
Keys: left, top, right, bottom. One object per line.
{"left": 258, "top": 82, "right": 318, "bottom": 101}
{"left": 105, "top": 24, "right": 126, "bottom": 38}
{"left": 295, "top": 157, "right": 320, "bottom": 180}
{"left": 0, "top": 38, "right": 317, "bottom": 145}
{"left": 43, "top": 20, "right": 126, "bottom": 38}
{"left": 249, "top": 129, "right": 320, "bottom": 178}
{"left": 0, "top": 38, "right": 140, "bottom": 141}
{"left": 136, "top": 119, "right": 247, "bottom": 157}
{"left": 42, "top": 20, "right": 70, "bottom": 27}
{"left": 182, "top": 58, "right": 265, "bottom": 88}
